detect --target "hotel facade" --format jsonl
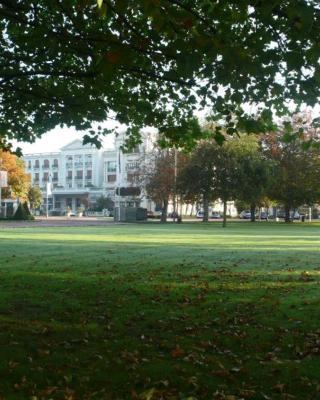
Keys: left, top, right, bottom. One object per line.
{"left": 23, "top": 131, "right": 154, "bottom": 214}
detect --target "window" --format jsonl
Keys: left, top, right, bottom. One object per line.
{"left": 127, "top": 173, "right": 136, "bottom": 183}
{"left": 107, "top": 175, "right": 116, "bottom": 182}
{"left": 107, "top": 161, "right": 117, "bottom": 172}
{"left": 86, "top": 170, "right": 92, "bottom": 179}
{"left": 67, "top": 171, "right": 72, "bottom": 179}
{"left": 34, "top": 173, "right": 39, "bottom": 181}
{"left": 43, "top": 159, "right": 49, "bottom": 168}
{"left": 76, "top": 170, "right": 83, "bottom": 179}
{"left": 28, "top": 161, "right": 31, "bottom": 169}
{"left": 53, "top": 172, "right": 58, "bottom": 181}
{"left": 43, "top": 172, "right": 49, "bottom": 181}
{"left": 85, "top": 155, "right": 92, "bottom": 167}
{"left": 53, "top": 159, "right": 59, "bottom": 167}
{"left": 34, "top": 160, "right": 39, "bottom": 168}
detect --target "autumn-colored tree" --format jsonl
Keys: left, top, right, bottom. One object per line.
{"left": 0, "top": 151, "right": 30, "bottom": 200}
{"left": 137, "top": 147, "right": 186, "bottom": 222}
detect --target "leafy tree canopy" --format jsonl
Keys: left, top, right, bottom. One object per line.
{"left": 27, "top": 185, "right": 43, "bottom": 209}
{"left": 1, "top": 1, "right": 320, "bottom": 151}
{"left": 264, "top": 130, "right": 320, "bottom": 220}
{"left": 94, "top": 195, "right": 114, "bottom": 211}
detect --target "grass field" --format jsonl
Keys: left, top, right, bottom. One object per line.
{"left": 0, "top": 222, "right": 320, "bottom": 399}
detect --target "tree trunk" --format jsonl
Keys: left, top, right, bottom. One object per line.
{"left": 203, "top": 195, "right": 209, "bottom": 222}
{"left": 161, "top": 199, "right": 168, "bottom": 223}
{"left": 284, "top": 204, "right": 291, "bottom": 223}
{"left": 222, "top": 199, "right": 227, "bottom": 228}
{"left": 250, "top": 203, "right": 256, "bottom": 222}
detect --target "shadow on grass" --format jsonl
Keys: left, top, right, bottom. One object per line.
{"left": 1, "top": 225, "right": 320, "bottom": 399}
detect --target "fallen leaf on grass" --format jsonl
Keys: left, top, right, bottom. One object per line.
{"left": 273, "top": 383, "right": 285, "bottom": 393}
{"left": 171, "top": 345, "right": 185, "bottom": 358}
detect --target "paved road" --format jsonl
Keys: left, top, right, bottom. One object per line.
{"left": 0, "top": 216, "right": 117, "bottom": 228}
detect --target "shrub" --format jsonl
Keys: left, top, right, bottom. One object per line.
{"left": 13, "top": 202, "right": 34, "bottom": 220}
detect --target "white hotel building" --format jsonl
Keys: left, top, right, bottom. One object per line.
{"left": 23, "top": 131, "right": 154, "bottom": 214}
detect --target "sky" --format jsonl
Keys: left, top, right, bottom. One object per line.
{"left": 14, "top": 104, "right": 320, "bottom": 155}
{"left": 14, "top": 120, "right": 125, "bottom": 155}
{"left": 16, "top": 126, "right": 116, "bottom": 155}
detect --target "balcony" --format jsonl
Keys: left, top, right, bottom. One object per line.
{"left": 33, "top": 166, "right": 39, "bottom": 170}
{"left": 42, "top": 165, "right": 50, "bottom": 169}
{"left": 74, "top": 162, "right": 83, "bottom": 168}
{"left": 126, "top": 162, "right": 139, "bottom": 171}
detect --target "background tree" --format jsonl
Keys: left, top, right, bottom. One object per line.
{"left": 95, "top": 196, "right": 114, "bottom": 211}
{"left": 229, "top": 136, "right": 274, "bottom": 222}
{"left": 12, "top": 202, "right": 34, "bottom": 220}
{"left": 27, "top": 186, "right": 42, "bottom": 210}
{"left": 0, "top": 150, "right": 30, "bottom": 200}
{"left": 144, "top": 150, "right": 176, "bottom": 223}
{"left": 1, "top": 1, "right": 320, "bottom": 150}
{"left": 264, "top": 132, "right": 320, "bottom": 222}
{"left": 177, "top": 143, "right": 217, "bottom": 222}
{"left": 177, "top": 138, "right": 240, "bottom": 226}
{"left": 211, "top": 142, "right": 240, "bottom": 227}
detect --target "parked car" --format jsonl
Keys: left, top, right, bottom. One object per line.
{"left": 147, "top": 210, "right": 162, "bottom": 219}
{"left": 239, "top": 210, "right": 252, "bottom": 219}
{"left": 276, "top": 211, "right": 300, "bottom": 220}
{"left": 153, "top": 210, "right": 162, "bottom": 218}
{"left": 103, "top": 208, "right": 114, "bottom": 217}
{"left": 196, "top": 210, "right": 220, "bottom": 219}
{"left": 196, "top": 210, "right": 204, "bottom": 219}
{"left": 259, "top": 211, "right": 269, "bottom": 220}
{"left": 211, "top": 211, "right": 221, "bottom": 219}
{"left": 147, "top": 211, "right": 155, "bottom": 219}
{"left": 168, "top": 211, "right": 179, "bottom": 219}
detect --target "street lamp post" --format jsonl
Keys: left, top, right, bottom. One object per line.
{"left": 173, "top": 148, "right": 178, "bottom": 222}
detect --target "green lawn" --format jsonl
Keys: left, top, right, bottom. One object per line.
{"left": 0, "top": 222, "right": 320, "bottom": 399}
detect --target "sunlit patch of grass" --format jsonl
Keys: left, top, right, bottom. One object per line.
{"left": 0, "top": 222, "right": 320, "bottom": 399}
